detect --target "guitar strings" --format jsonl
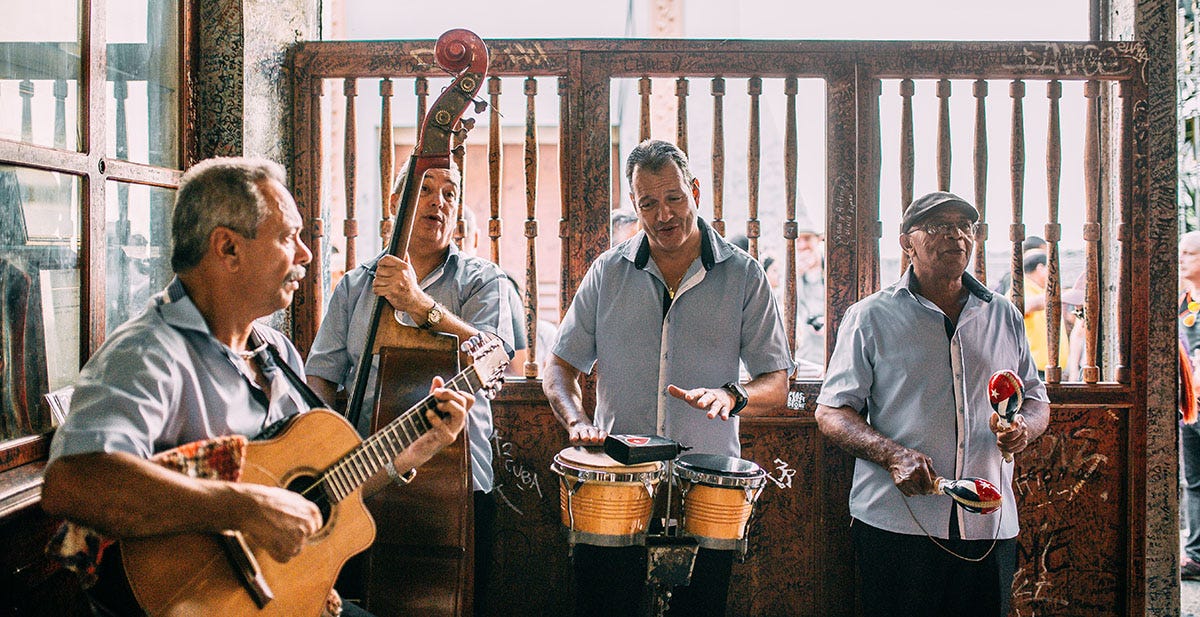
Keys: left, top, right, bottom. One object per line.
{"left": 293, "top": 371, "right": 473, "bottom": 501}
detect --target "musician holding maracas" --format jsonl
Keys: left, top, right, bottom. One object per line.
{"left": 815, "top": 192, "right": 1050, "bottom": 617}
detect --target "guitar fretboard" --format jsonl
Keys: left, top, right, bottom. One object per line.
{"left": 320, "top": 366, "right": 482, "bottom": 502}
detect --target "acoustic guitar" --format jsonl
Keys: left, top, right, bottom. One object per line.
{"left": 117, "top": 335, "right": 508, "bottom": 617}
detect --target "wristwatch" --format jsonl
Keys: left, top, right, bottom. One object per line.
{"left": 722, "top": 381, "right": 749, "bottom": 416}
{"left": 420, "top": 302, "right": 444, "bottom": 330}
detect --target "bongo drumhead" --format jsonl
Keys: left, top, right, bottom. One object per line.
{"left": 674, "top": 453, "right": 763, "bottom": 477}
{"left": 555, "top": 446, "right": 663, "bottom": 474}
{"left": 673, "top": 453, "right": 765, "bottom": 489}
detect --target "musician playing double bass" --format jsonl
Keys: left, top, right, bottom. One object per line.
{"left": 543, "top": 139, "right": 792, "bottom": 617}
{"left": 41, "top": 158, "right": 472, "bottom": 617}
{"left": 305, "top": 161, "right": 519, "bottom": 614}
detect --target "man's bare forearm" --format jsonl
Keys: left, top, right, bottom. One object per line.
{"left": 739, "top": 369, "right": 789, "bottom": 416}
{"left": 542, "top": 355, "right": 589, "bottom": 430}
{"left": 814, "top": 404, "right": 908, "bottom": 470}
{"left": 41, "top": 452, "right": 242, "bottom": 539}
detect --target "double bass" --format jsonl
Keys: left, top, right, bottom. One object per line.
{"left": 341, "top": 29, "right": 491, "bottom": 617}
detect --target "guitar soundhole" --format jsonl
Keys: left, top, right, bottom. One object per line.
{"left": 285, "top": 474, "right": 333, "bottom": 525}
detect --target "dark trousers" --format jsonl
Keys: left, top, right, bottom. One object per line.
{"left": 852, "top": 519, "right": 1016, "bottom": 617}
{"left": 474, "top": 490, "right": 497, "bottom": 617}
{"left": 572, "top": 544, "right": 733, "bottom": 617}
{"left": 1183, "top": 422, "right": 1200, "bottom": 561}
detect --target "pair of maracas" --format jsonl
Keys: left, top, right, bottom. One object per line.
{"left": 929, "top": 369, "right": 1025, "bottom": 515}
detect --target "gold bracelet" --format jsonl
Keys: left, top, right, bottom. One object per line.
{"left": 385, "top": 462, "right": 417, "bottom": 486}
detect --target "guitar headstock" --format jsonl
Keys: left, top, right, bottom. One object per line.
{"left": 462, "top": 333, "right": 508, "bottom": 397}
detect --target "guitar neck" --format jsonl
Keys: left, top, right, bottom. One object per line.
{"left": 321, "top": 365, "right": 481, "bottom": 502}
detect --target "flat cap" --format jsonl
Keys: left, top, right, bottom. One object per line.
{"left": 901, "top": 191, "right": 979, "bottom": 233}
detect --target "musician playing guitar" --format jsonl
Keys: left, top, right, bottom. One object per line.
{"left": 41, "top": 157, "right": 472, "bottom": 617}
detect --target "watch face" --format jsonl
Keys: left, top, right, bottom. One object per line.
{"left": 428, "top": 305, "right": 443, "bottom": 324}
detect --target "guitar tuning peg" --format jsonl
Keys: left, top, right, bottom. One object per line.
{"left": 460, "top": 117, "right": 476, "bottom": 131}
{"left": 474, "top": 99, "right": 488, "bottom": 114}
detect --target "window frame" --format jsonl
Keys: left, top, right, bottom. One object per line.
{"left": 0, "top": 0, "right": 192, "bottom": 472}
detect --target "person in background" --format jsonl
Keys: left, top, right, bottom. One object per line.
{"left": 611, "top": 207, "right": 640, "bottom": 245}
{"left": 1178, "top": 231, "right": 1200, "bottom": 580}
{"left": 1021, "top": 250, "right": 1069, "bottom": 379}
{"left": 793, "top": 224, "right": 826, "bottom": 375}
{"left": 991, "top": 235, "right": 1047, "bottom": 296}
{"left": 1060, "top": 273, "right": 1087, "bottom": 382}
{"left": 815, "top": 191, "right": 1049, "bottom": 617}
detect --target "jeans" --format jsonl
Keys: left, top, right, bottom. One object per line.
{"left": 1182, "top": 421, "right": 1200, "bottom": 561}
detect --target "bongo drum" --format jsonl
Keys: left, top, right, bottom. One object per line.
{"left": 672, "top": 453, "right": 766, "bottom": 551}
{"left": 551, "top": 446, "right": 666, "bottom": 547}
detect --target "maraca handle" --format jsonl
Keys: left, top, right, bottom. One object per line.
{"left": 997, "top": 415, "right": 1016, "bottom": 463}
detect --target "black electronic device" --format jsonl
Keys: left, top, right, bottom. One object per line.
{"left": 604, "top": 434, "right": 685, "bottom": 465}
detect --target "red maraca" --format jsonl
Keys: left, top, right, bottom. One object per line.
{"left": 988, "top": 369, "right": 1024, "bottom": 462}
{"left": 933, "top": 476, "right": 1003, "bottom": 514}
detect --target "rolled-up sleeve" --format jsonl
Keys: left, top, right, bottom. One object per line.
{"left": 739, "top": 261, "right": 796, "bottom": 377}
{"left": 553, "top": 263, "right": 601, "bottom": 374}
{"left": 460, "top": 269, "right": 517, "bottom": 357}
{"left": 817, "top": 304, "right": 874, "bottom": 414}
{"left": 49, "top": 337, "right": 179, "bottom": 461}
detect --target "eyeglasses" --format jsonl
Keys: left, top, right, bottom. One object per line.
{"left": 912, "top": 221, "right": 980, "bottom": 237}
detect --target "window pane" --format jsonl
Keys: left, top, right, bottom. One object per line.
{"left": 0, "top": 164, "right": 81, "bottom": 440}
{"left": 0, "top": 1, "right": 82, "bottom": 151}
{"left": 106, "top": 182, "right": 173, "bottom": 332}
{"left": 107, "top": 0, "right": 179, "bottom": 167}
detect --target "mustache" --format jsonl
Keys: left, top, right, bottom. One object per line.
{"left": 285, "top": 266, "right": 307, "bottom": 283}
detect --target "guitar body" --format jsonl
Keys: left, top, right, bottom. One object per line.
{"left": 121, "top": 410, "right": 375, "bottom": 617}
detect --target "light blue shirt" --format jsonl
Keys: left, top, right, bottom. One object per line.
{"left": 553, "top": 219, "right": 794, "bottom": 457}
{"left": 305, "top": 245, "right": 516, "bottom": 492}
{"left": 50, "top": 278, "right": 309, "bottom": 461}
{"left": 816, "top": 268, "right": 1048, "bottom": 540}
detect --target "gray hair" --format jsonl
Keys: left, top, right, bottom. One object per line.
{"left": 171, "top": 157, "right": 287, "bottom": 273}
{"left": 1183, "top": 230, "right": 1200, "bottom": 253}
{"left": 625, "top": 139, "right": 694, "bottom": 186}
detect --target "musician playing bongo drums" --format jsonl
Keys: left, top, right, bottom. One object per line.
{"left": 41, "top": 158, "right": 472, "bottom": 617}
{"left": 543, "top": 140, "right": 792, "bottom": 617}
{"left": 815, "top": 191, "right": 1050, "bottom": 616}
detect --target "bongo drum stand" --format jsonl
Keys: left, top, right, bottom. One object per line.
{"left": 644, "top": 534, "right": 698, "bottom": 617}
{"left": 643, "top": 459, "right": 699, "bottom": 617}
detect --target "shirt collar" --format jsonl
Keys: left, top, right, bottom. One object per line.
{"left": 155, "top": 277, "right": 216, "bottom": 335}
{"left": 893, "top": 266, "right": 994, "bottom": 303}
{"left": 628, "top": 217, "right": 724, "bottom": 271}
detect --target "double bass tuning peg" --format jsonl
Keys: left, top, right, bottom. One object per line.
{"left": 473, "top": 99, "right": 488, "bottom": 114}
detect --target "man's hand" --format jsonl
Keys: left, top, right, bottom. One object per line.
{"left": 427, "top": 375, "right": 470, "bottom": 444}
{"left": 887, "top": 448, "right": 937, "bottom": 496}
{"left": 372, "top": 254, "right": 429, "bottom": 315}
{"left": 388, "top": 376, "right": 470, "bottom": 477}
{"left": 568, "top": 421, "right": 607, "bottom": 445}
{"left": 990, "top": 411, "right": 1030, "bottom": 456}
{"left": 230, "top": 483, "right": 323, "bottom": 563}
{"left": 667, "top": 384, "right": 737, "bottom": 420}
